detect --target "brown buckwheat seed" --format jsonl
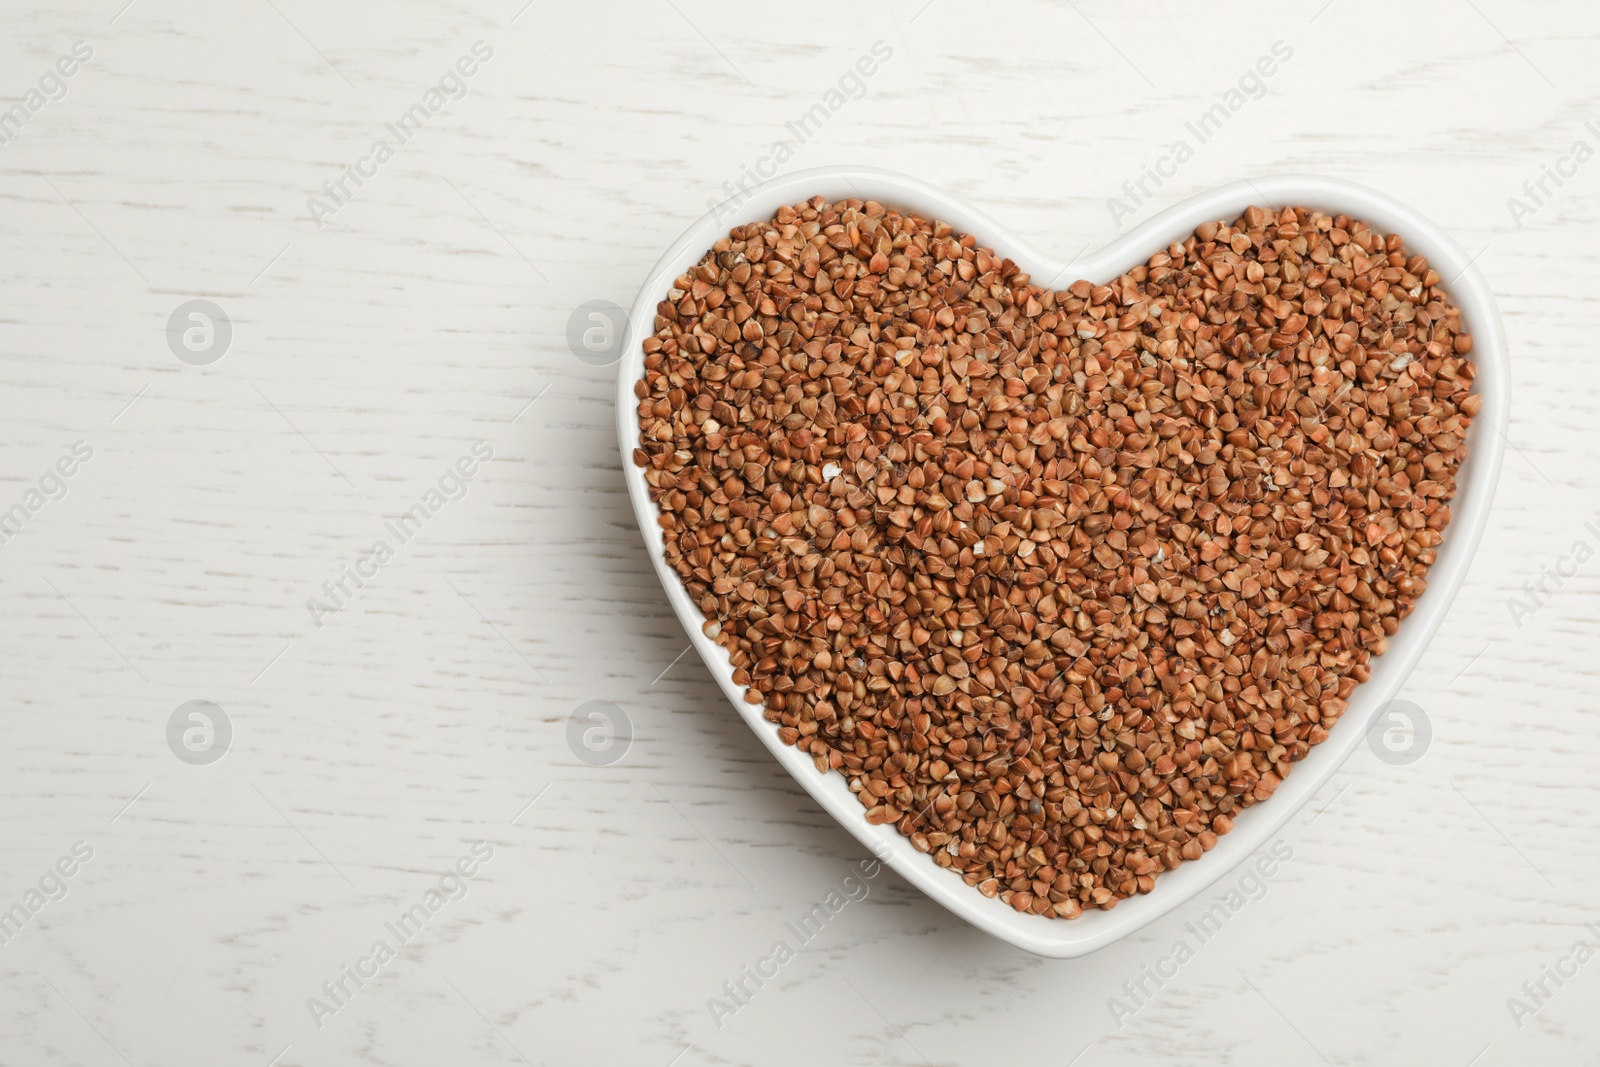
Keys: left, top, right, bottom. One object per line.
{"left": 633, "top": 197, "right": 1475, "bottom": 918}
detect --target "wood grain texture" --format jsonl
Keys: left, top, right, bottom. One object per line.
{"left": 1, "top": 0, "right": 1596, "bottom": 1064}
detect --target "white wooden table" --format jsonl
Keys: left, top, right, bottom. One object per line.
{"left": 2, "top": 1, "right": 1596, "bottom": 1064}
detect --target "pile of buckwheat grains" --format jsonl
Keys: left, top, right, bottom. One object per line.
{"left": 632, "top": 196, "right": 1477, "bottom": 918}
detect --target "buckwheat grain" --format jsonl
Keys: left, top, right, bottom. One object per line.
{"left": 634, "top": 198, "right": 1475, "bottom": 916}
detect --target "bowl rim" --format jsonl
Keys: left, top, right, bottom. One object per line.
{"left": 615, "top": 166, "right": 1509, "bottom": 958}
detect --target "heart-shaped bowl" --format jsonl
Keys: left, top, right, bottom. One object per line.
{"left": 617, "top": 167, "right": 1507, "bottom": 957}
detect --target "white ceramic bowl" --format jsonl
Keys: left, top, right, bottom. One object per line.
{"left": 616, "top": 167, "right": 1508, "bottom": 958}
